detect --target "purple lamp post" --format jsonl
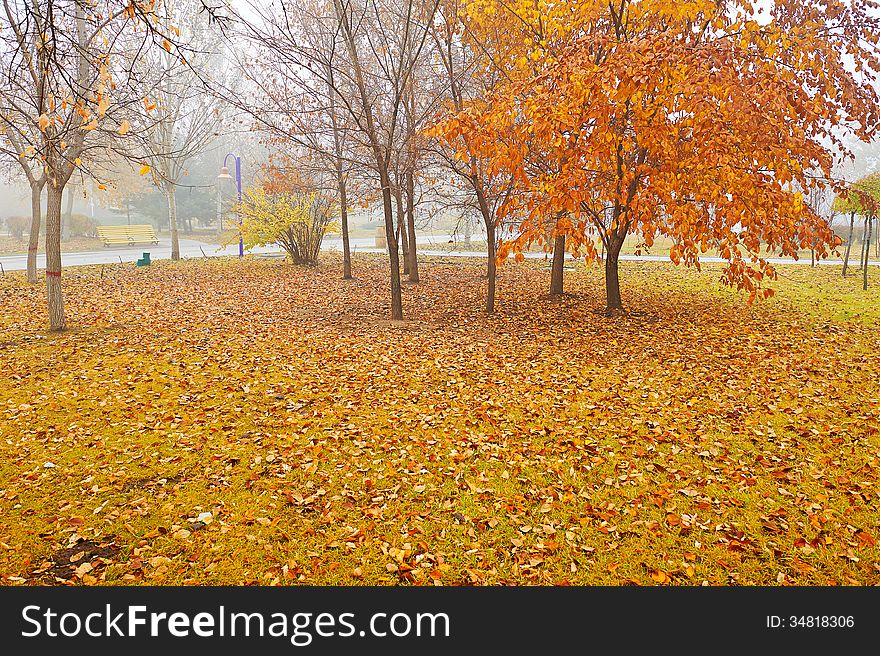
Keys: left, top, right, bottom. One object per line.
{"left": 218, "top": 152, "right": 243, "bottom": 257}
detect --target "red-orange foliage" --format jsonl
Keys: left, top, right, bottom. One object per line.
{"left": 437, "top": 0, "right": 880, "bottom": 308}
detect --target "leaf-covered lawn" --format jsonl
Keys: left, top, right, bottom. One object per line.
{"left": 1, "top": 256, "right": 879, "bottom": 585}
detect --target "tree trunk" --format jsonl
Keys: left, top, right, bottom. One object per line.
{"left": 27, "top": 183, "right": 43, "bottom": 284}
{"left": 338, "top": 170, "right": 352, "bottom": 279}
{"left": 875, "top": 217, "right": 879, "bottom": 258}
{"left": 550, "top": 233, "right": 565, "bottom": 295}
{"left": 332, "top": 0, "right": 403, "bottom": 320}
{"left": 842, "top": 212, "right": 855, "bottom": 277}
{"left": 61, "top": 185, "right": 74, "bottom": 241}
{"left": 405, "top": 168, "right": 418, "bottom": 283}
{"left": 861, "top": 215, "right": 869, "bottom": 273}
{"left": 486, "top": 219, "right": 496, "bottom": 314}
{"left": 863, "top": 214, "right": 872, "bottom": 291}
{"left": 167, "top": 186, "right": 180, "bottom": 261}
{"left": 45, "top": 185, "right": 65, "bottom": 331}
{"left": 605, "top": 235, "right": 624, "bottom": 312}
{"left": 381, "top": 174, "right": 403, "bottom": 320}
{"left": 395, "top": 188, "right": 409, "bottom": 276}
{"left": 326, "top": 61, "right": 352, "bottom": 279}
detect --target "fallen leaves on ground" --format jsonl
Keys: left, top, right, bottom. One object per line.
{"left": 0, "top": 255, "right": 878, "bottom": 585}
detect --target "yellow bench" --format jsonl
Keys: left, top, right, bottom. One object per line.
{"left": 96, "top": 225, "right": 159, "bottom": 247}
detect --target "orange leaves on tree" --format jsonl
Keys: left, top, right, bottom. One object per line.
{"left": 96, "top": 93, "right": 110, "bottom": 117}
{"left": 438, "top": 0, "right": 880, "bottom": 310}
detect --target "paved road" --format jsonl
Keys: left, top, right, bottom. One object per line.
{"left": 0, "top": 235, "right": 873, "bottom": 272}
{"left": 0, "top": 235, "right": 413, "bottom": 271}
{"left": 0, "top": 238, "right": 276, "bottom": 271}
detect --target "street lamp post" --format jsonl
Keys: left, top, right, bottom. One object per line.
{"left": 218, "top": 152, "right": 243, "bottom": 257}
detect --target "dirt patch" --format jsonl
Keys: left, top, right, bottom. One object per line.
{"left": 39, "top": 537, "right": 120, "bottom": 582}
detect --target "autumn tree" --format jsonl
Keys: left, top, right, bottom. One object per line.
{"left": 438, "top": 0, "right": 879, "bottom": 312}
{"left": 135, "top": 0, "right": 225, "bottom": 261}
{"left": 325, "top": 59, "right": 355, "bottom": 280}
{"left": 225, "top": 1, "right": 376, "bottom": 283}
{"left": 834, "top": 172, "right": 880, "bottom": 288}
{"left": 427, "top": 0, "right": 515, "bottom": 312}
{"left": 392, "top": 33, "right": 446, "bottom": 285}
{"left": 0, "top": 0, "right": 184, "bottom": 330}
{"left": 0, "top": 78, "right": 46, "bottom": 284}
{"left": 232, "top": 0, "right": 441, "bottom": 319}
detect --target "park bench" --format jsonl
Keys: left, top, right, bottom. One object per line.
{"left": 96, "top": 224, "right": 159, "bottom": 247}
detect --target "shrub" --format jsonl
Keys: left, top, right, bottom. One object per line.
{"left": 238, "top": 188, "right": 336, "bottom": 266}
{"left": 5, "top": 216, "right": 29, "bottom": 240}
{"left": 67, "top": 213, "right": 98, "bottom": 238}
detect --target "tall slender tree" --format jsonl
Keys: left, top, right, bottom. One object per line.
{"left": 232, "top": 0, "right": 441, "bottom": 319}
{"left": 834, "top": 173, "right": 880, "bottom": 280}
{"left": 428, "top": 0, "right": 514, "bottom": 312}
{"left": 0, "top": 130, "right": 45, "bottom": 283}
{"left": 136, "top": 0, "right": 224, "bottom": 261}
